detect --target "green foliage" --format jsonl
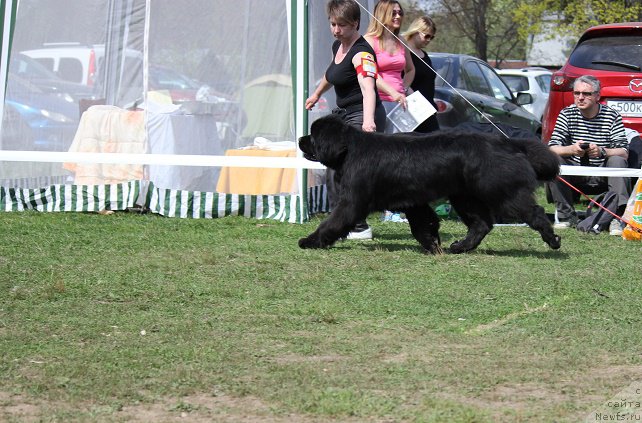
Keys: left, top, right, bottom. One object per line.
{"left": 515, "top": 0, "right": 642, "bottom": 41}
{"left": 562, "top": 0, "right": 642, "bottom": 34}
{"left": 410, "top": 0, "right": 642, "bottom": 60}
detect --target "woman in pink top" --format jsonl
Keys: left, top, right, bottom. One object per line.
{"left": 365, "top": 0, "right": 415, "bottom": 222}
{"left": 364, "top": 0, "right": 415, "bottom": 134}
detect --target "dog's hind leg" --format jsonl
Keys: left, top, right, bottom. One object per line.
{"left": 511, "top": 191, "right": 561, "bottom": 250}
{"left": 448, "top": 195, "right": 494, "bottom": 253}
{"left": 405, "top": 205, "right": 443, "bottom": 254}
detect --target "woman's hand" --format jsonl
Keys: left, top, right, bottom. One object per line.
{"left": 392, "top": 92, "right": 407, "bottom": 110}
{"left": 305, "top": 94, "right": 319, "bottom": 110}
{"left": 362, "top": 121, "right": 377, "bottom": 132}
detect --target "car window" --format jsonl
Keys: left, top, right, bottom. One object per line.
{"left": 501, "top": 75, "right": 529, "bottom": 92}
{"left": 462, "top": 61, "right": 492, "bottom": 96}
{"left": 536, "top": 74, "right": 551, "bottom": 93}
{"left": 479, "top": 64, "right": 512, "bottom": 101}
{"left": 569, "top": 35, "right": 642, "bottom": 71}
{"left": 11, "top": 55, "right": 60, "bottom": 80}
{"left": 32, "top": 57, "right": 55, "bottom": 72}
{"left": 429, "top": 56, "right": 451, "bottom": 87}
{"left": 57, "top": 58, "right": 84, "bottom": 83}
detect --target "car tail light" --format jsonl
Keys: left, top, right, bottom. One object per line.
{"left": 434, "top": 99, "right": 452, "bottom": 113}
{"left": 550, "top": 71, "right": 575, "bottom": 92}
{"left": 87, "top": 49, "right": 96, "bottom": 86}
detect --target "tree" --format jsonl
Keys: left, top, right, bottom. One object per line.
{"left": 406, "top": 0, "right": 642, "bottom": 63}
{"left": 406, "top": 0, "right": 527, "bottom": 63}
{"left": 514, "top": 0, "right": 642, "bottom": 41}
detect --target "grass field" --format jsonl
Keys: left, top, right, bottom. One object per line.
{"left": 1, "top": 204, "right": 641, "bottom": 422}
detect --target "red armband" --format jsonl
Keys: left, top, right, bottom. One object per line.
{"left": 355, "top": 52, "right": 377, "bottom": 79}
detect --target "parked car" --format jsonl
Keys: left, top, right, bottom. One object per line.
{"left": 429, "top": 53, "right": 541, "bottom": 137}
{"left": 2, "top": 74, "right": 79, "bottom": 151}
{"left": 9, "top": 53, "right": 95, "bottom": 104}
{"left": 21, "top": 43, "right": 143, "bottom": 87}
{"left": 21, "top": 43, "right": 235, "bottom": 104}
{"left": 147, "top": 66, "right": 203, "bottom": 103}
{"left": 542, "top": 22, "right": 642, "bottom": 142}
{"left": 497, "top": 67, "right": 552, "bottom": 120}
{"left": 19, "top": 43, "right": 246, "bottom": 141}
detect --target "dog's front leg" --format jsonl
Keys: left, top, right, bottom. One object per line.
{"left": 299, "top": 203, "right": 361, "bottom": 249}
{"left": 298, "top": 228, "right": 324, "bottom": 249}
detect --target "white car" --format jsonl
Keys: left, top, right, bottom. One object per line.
{"left": 497, "top": 67, "right": 552, "bottom": 120}
{"left": 21, "top": 43, "right": 143, "bottom": 86}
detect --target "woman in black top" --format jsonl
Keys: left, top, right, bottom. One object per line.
{"left": 305, "top": 0, "right": 385, "bottom": 239}
{"left": 306, "top": 0, "right": 385, "bottom": 132}
{"left": 403, "top": 16, "right": 440, "bottom": 133}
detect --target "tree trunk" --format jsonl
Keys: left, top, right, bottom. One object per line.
{"left": 473, "top": 0, "right": 489, "bottom": 61}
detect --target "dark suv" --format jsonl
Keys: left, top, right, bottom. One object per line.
{"left": 542, "top": 22, "right": 642, "bottom": 142}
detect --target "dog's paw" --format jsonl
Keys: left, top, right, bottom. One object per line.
{"left": 548, "top": 234, "right": 561, "bottom": 250}
{"left": 299, "top": 236, "right": 323, "bottom": 249}
{"left": 448, "top": 240, "right": 467, "bottom": 254}
{"left": 425, "top": 240, "right": 444, "bottom": 255}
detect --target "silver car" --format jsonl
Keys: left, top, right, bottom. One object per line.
{"left": 497, "top": 67, "right": 552, "bottom": 120}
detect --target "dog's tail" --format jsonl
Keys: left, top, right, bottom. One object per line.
{"left": 512, "top": 138, "right": 560, "bottom": 181}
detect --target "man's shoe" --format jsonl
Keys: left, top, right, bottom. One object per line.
{"left": 609, "top": 219, "right": 623, "bottom": 236}
{"left": 346, "top": 226, "right": 373, "bottom": 240}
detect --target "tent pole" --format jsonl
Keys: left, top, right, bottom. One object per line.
{"left": 0, "top": 0, "right": 18, "bottom": 143}
{"left": 291, "top": 0, "right": 309, "bottom": 223}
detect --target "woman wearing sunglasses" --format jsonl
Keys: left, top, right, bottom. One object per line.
{"left": 364, "top": 0, "right": 415, "bottom": 134}
{"left": 403, "top": 16, "right": 440, "bottom": 133}
{"left": 364, "top": 0, "right": 415, "bottom": 223}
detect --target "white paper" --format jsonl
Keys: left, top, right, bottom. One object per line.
{"left": 386, "top": 91, "right": 437, "bottom": 132}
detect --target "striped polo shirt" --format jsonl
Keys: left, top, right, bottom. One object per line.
{"left": 548, "top": 104, "right": 628, "bottom": 166}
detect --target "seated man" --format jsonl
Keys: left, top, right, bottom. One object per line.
{"left": 547, "top": 75, "right": 630, "bottom": 235}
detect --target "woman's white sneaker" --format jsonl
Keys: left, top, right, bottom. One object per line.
{"left": 346, "top": 227, "right": 373, "bottom": 240}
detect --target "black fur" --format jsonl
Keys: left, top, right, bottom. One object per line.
{"left": 298, "top": 114, "right": 562, "bottom": 254}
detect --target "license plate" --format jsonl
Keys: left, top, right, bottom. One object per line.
{"left": 607, "top": 100, "right": 642, "bottom": 117}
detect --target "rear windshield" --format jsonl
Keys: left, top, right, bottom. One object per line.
{"left": 536, "top": 74, "right": 551, "bottom": 93}
{"left": 501, "top": 75, "right": 529, "bottom": 92}
{"left": 569, "top": 35, "right": 642, "bottom": 72}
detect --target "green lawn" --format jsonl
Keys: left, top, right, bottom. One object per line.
{"left": 1, "top": 207, "right": 641, "bottom": 422}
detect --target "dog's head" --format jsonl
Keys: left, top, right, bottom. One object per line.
{"left": 298, "top": 134, "right": 317, "bottom": 162}
{"left": 298, "top": 114, "right": 352, "bottom": 169}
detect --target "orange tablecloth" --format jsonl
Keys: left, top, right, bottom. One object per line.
{"left": 216, "top": 148, "right": 297, "bottom": 195}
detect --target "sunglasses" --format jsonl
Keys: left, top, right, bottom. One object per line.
{"left": 391, "top": 10, "right": 404, "bottom": 17}
{"left": 420, "top": 32, "right": 435, "bottom": 41}
{"left": 573, "top": 91, "right": 596, "bottom": 97}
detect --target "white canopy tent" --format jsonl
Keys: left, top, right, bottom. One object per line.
{"left": 0, "top": 0, "right": 375, "bottom": 222}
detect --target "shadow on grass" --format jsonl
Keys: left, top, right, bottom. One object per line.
{"left": 476, "top": 248, "right": 569, "bottom": 259}
{"left": 362, "top": 242, "right": 569, "bottom": 259}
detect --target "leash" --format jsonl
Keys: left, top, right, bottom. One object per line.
{"left": 557, "top": 175, "right": 642, "bottom": 234}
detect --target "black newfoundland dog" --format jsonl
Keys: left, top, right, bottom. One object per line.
{"left": 298, "top": 114, "right": 562, "bottom": 254}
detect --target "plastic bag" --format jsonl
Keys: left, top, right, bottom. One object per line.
{"left": 622, "top": 178, "right": 642, "bottom": 241}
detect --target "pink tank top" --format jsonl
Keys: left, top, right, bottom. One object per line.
{"left": 372, "top": 36, "right": 405, "bottom": 102}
